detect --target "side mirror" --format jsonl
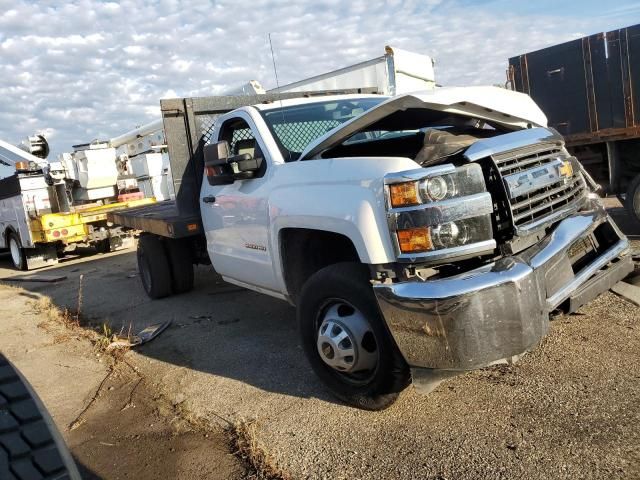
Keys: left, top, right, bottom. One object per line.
{"left": 204, "top": 140, "right": 263, "bottom": 186}
{"left": 229, "top": 153, "right": 262, "bottom": 179}
{"left": 204, "top": 141, "right": 235, "bottom": 185}
{"left": 204, "top": 140, "right": 231, "bottom": 166}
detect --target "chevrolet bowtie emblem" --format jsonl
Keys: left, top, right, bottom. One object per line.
{"left": 558, "top": 160, "right": 573, "bottom": 179}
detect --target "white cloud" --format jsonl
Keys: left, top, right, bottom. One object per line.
{"left": 0, "top": 0, "right": 631, "bottom": 154}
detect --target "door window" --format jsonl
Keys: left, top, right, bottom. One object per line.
{"left": 219, "top": 118, "right": 266, "bottom": 177}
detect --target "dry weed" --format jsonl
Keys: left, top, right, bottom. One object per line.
{"left": 229, "top": 418, "right": 289, "bottom": 480}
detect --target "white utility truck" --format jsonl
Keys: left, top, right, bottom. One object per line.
{"left": 0, "top": 129, "right": 156, "bottom": 270}
{"left": 111, "top": 84, "right": 633, "bottom": 409}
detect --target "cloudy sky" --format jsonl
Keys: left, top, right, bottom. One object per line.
{"left": 1, "top": 0, "right": 639, "bottom": 155}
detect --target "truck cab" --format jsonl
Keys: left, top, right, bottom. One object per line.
{"left": 200, "top": 95, "right": 385, "bottom": 299}
{"left": 112, "top": 87, "right": 634, "bottom": 410}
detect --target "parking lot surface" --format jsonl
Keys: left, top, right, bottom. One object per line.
{"left": 0, "top": 204, "right": 638, "bottom": 479}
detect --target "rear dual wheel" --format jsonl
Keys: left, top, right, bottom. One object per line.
{"left": 137, "top": 235, "right": 194, "bottom": 299}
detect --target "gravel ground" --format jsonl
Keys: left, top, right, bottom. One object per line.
{"left": 251, "top": 290, "right": 640, "bottom": 479}
{"left": 0, "top": 207, "right": 638, "bottom": 479}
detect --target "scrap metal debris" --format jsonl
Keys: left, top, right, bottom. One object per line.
{"left": 611, "top": 280, "right": 640, "bottom": 307}
{"left": 106, "top": 320, "right": 172, "bottom": 350}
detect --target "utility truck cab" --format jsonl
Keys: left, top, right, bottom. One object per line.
{"left": 112, "top": 87, "right": 633, "bottom": 410}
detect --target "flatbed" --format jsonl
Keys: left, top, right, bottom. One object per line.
{"left": 108, "top": 200, "right": 202, "bottom": 239}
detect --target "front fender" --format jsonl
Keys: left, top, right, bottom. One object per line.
{"left": 266, "top": 157, "right": 419, "bottom": 295}
{"left": 269, "top": 157, "right": 415, "bottom": 265}
{"left": 269, "top": 184, "right": 395, "bottom": 265}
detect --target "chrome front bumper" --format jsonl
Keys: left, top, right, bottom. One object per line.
{"left": 374, "top": 199, "right": 634, "bottom": 375}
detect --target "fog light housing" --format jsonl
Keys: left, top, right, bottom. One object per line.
{"left": 397, "top": 227, "right": 433, "bottom": 253}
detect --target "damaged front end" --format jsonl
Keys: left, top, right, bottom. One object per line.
{"left": 373, "top": 127, "right": 633, "bottom": 393}
{"left": 301, "top": 88, "right": 634, "bottom": 393}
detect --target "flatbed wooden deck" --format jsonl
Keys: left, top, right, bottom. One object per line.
{"left": 108, "top": 201, "right": 202, "bottom": 239}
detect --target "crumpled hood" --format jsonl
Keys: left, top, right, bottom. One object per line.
{"left": 299, "top": 86, "right": 548, "bottom": 160}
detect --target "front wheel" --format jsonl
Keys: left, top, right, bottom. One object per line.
{"left": 8, "top": 232, "right": 27, "bottom": 270}
{"left": 94, "top": 238, "right": 111, "bottom": 254}
{"left": 297, "top": 262, "right": 410, "bottom": 410}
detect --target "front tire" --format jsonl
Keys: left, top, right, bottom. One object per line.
{"left": 8, "top": 232, "right": 27, "bottom": 270}
{"left": 137, "top": 234, "right": 172, "bottom": 299}
{"left": 298, "top": 262, "right": 410, "bottom": 410}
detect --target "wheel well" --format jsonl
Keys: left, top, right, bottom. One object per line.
{"left": 280, "top": 228, "right": 361, "bottom": 304}
{"left": 4, "top": 226, "right": 17, "bottom": 245}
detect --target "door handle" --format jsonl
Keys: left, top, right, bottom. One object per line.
{"left": 202, "top": 195, "right": 216, "bottom": 203}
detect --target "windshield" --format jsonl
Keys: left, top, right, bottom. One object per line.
{"left": 259, "top": 98, "right": 384, "bottom": 161}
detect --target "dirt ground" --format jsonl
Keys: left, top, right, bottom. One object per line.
{"left": 0, "top": 288, "right": 245, "bottom": 479}
{"left": 68, "top": 360, "right": 244, "bottom": 480}
{"left": 0, "top": 200, "right": 638, "bottom": 479}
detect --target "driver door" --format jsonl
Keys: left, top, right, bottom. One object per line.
{"left": 200, "top": 113, "right": 279, "bottom": 294}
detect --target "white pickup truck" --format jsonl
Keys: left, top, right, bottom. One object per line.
{"left": 111, "top": 87, "right": 634, "bottom": 410}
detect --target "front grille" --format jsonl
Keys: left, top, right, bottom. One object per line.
{"left": 492, "top": 144, "right": 586, "bottom": 232}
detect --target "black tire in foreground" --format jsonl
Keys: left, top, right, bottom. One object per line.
{"left": 626, "top": 173, "right": 640, "bottom": 225}
{"left": 297, "top": 262, "right": 410, "bottom": 410}
{"left": 0, "top": 354, "right": 81, "bottom": 479}
{"left": 8, "top": 232, "right": 27, "bottom": 271}
{"left": 165, "top": 239, "right": 194, "bottom": 294}
{"left": 137, "top": 234, "right": 172, "bottom": 299}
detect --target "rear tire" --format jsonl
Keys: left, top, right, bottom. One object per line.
{"left": 137, "top": 234, "right": 172, "bottom": 299}
{"left": 94, "top": 238, "right": 111, "bottom": 254}
{"left": 8, "top": 232, "right": 27, "bottom": 271}
{"left": 298, "top": 262, "right": 410, "bottom": 410}
{"left": 166, "top": 239, "right": 194, "bottom": 294}
{"left": 625, "top": 173, "right": 640, "bottom": 224}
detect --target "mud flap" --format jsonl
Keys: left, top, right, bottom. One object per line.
{"left": 25, "top": 244, "right": 58, "bottom": 270}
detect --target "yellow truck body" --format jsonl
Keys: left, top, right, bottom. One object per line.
{"left": 29, "top": 197, "right": 156, "bottom": 244}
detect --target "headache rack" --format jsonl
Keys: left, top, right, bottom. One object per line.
{"left": 109, "top": 88, "right": 379, "bottom": 239}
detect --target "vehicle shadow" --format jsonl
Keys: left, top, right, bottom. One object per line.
{"left": 0, "top": 247, "right": 334, "bottom": 406}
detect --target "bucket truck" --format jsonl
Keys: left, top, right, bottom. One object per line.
{"left": 0, "top": 128, "right": 157, "bottom": 270}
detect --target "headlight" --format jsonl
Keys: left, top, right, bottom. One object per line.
{"left": 388, "top": 164, "right": 486, "bottom": 208}
{"left": 432, "top": 221, "right": 467, "bottom": 248}
{"left": 422, "top": 176, "right": 449, "bottom": 201}
{"left": 385, "top": 163, "right": 496, "bottom": 261}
